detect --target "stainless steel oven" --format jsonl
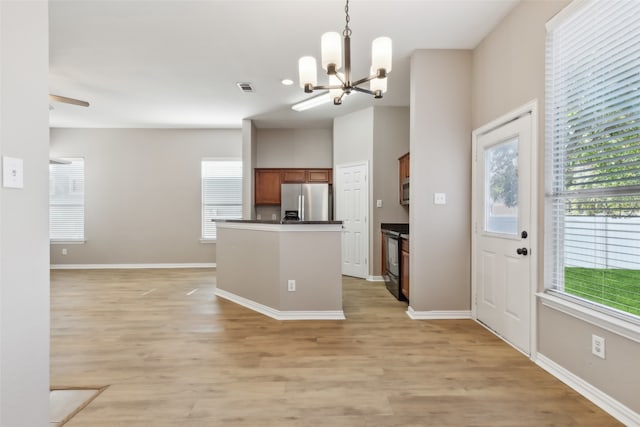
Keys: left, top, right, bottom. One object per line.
{"left": 382, "top": 228, "right": 406, "bottom": 301}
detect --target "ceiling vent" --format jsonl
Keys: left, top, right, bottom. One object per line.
{"left": 236, "top": 82, "right": 254, "bottom": 93}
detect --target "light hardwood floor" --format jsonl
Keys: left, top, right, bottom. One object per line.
{"left": 51, "top": 268, "right": 620, "bottom": 426}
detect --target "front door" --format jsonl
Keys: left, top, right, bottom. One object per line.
{"left": 473, "top": 112, "right": 533, "bottom": 354}
{"left": 335, "top": 162, "right": 368, "bottom": 279}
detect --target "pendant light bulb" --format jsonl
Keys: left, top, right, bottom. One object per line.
{"left": 321, "top": 32, "right": 342, "bottom": 72}
{"left": 298, "top": 56, "right": 318, "bottom": 90}
{"left": 371, "top": 36, "right": 392, "bottom": 73}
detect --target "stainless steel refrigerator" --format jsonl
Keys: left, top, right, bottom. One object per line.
{"left": 280, "top": 183, "right": 331, "bottom": 221}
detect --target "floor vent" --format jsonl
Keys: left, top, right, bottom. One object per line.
{"left": 236, "top": 82, "right": 254, "bottom": 93}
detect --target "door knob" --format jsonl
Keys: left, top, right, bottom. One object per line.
{"left": 521, "top": 230, "right": 528, "bottom": 239}
{"left": 517, "top": 247, "right": 528, "bottom": 256}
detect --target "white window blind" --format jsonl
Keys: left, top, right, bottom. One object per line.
{"left": 202, "top": 159, "right": 242, "bottom": 240}
{"left": 49, "top": 158, "right": 85, "bottom": 241}
{"left": 545, "top": 0, "right": 640, "bottom": 318}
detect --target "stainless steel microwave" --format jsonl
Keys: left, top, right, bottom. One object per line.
{"left": 401, "top": 178, "right": 409, "bottom": 205}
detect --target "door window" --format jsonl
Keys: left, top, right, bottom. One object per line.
{"left": 484, "top": 137, "right": 519, "bottom": 236}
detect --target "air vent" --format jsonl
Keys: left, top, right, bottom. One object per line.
{"left": 236, "top": 82, "right": 254, "bottom": 93}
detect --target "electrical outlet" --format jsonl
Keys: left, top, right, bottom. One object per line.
{"left": 61, "top": 248, "right": 68, "bottom": 256}
{"left": 592, "top": 334, "right": 605, "bottom": 359}
{"left": 272, "top": 213, "right": 277, "bottom": 220}
{"left": 287, "top": 279, "right": 296, "bottom": 292}
{"left": 434, "top": 192, "right": 446, "bottom": 205}
{"left": 376, "top": 199, "right": 383, "bottom": 208}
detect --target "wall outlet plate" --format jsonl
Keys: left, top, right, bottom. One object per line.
{"left": 592, "top": 334, "right": 605, "bottom": 359}
{"left": 2, "top": 156, "right": 24, "bottom": 189}
{"left": 434, "top": 192, "right": 446, "bottom": 205}
{"left": 287, "top": 279, "right": 296, "bottom": 292}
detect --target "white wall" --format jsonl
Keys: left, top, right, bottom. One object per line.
{"left": 50, "top": 128, "right": 242, "bottom": 265}
{"left": 0, "top": 1, "right": 51, "bottom": 426}
{"left": 410, "top": 50, "right": 472, "bottom": 313}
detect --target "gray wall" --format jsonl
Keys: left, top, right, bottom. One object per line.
{"left": 217, "top": 226, "right": 342, "bottom": 312}
{"left": 334, "top": 108, "right": 374, "bottom": 167}
{"left": 255, "top": 128, "right": 332, "bottom": 168}
{"left": 410, "top": 50, "right": 472, "bottom": 312}
{"left": 253, "top": 127, "right": 333, "bottom": 221}
{"left": 333, "top": 107, "right": 410, "bottom": 278}
{"left": 472, "top": 0, "right": 639, "bottom": 414}
{"left": 0, "top": 1, "right": 50, "bottom": 425}
{"left": 242, "top": 119, "right": 257, "bottom": 220}
{"left": 372, "top": 107, "right": 410, "bottom": 275}
{"left": 49, "top": 128, "right": 242, "bottom": 265}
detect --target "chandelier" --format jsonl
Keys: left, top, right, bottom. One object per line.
{"left": 297, "top": 0, "right": 392, "bottom": 106}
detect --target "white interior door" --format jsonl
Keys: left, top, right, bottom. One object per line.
{"left": 473, "top": 113, "right": 533, "bottom": 354}
{"left": 335, "top": 162, "right": 368, "bottom": 279}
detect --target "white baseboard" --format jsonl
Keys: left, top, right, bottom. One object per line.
{"left": 214, "top": 288, "right": 345, "bottom": 321}
{"left": 406, "top": 307, "right": 472, "bottom": 320}
{"left": 535, "top": 353, "right": 640, "bottom": 426}
{"left": 367, "top": 275, "right": 384, "bottom": 282}
{"left": 50, "top": 263, "right": 216, "bottom": 270}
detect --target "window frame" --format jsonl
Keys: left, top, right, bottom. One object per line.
{"left": 543, "top": 0, "right": 640, "bottom": 341}
{"left": 200, "top": 158, "right": 243, "bottom": 242}
{"left": 49, "top": 157, "right": 86, "bottom": 244}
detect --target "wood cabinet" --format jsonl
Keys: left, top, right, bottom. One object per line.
{"left": 307, "top": 169, "right": 332, "bottom": 184}
{"left": 254, "top": 169, "right": 281, "bottom": 205}
{"left": 281, "top": 169, "right": 307, "bottom": 183}
{"left": 254, "top": 168, "right": 333, "bottom": 205}
{"left": 399, "top": 152, "right": 410, "bottom": 181}
{"left": 399, "top": 152, "right": 410, "bottom": 204}
{"left": 401, "top": 237, "right": 410, "bottom": 300}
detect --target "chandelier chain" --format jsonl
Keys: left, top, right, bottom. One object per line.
{"left": 343, "top": 0, "right": 352, "bottom": 37}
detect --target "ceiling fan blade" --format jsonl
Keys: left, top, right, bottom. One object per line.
{"left": 49, "top": 94, "right": 89, "bottom": 107}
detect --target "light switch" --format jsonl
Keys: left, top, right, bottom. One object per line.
{"left": 3, "top": 156, "right": 24, "bottom": 189}
{"left": 376, "top": 199, "right": 383, "bottom": 208}
{"left": 434, "top": 192, "right": 446, "bottom": 205}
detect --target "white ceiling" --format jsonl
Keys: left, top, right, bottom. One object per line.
{"left": 49, "top": 0, "right": 519, "bottom": 129}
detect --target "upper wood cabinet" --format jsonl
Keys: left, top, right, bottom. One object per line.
{"left": 281, "top": 169, "right": 307, "bottom": 183}
{"left": 254, "top": 168, "right": 333, "bottom": 205}
{"left": 307, "top": 169, "right": 332, "bottom": 184}
{"left": 399, "top": 152, "right": 410, "bottom": 181}
{"left": 254, "top": 169, "right": 281, "bottom": 205}
{"left": 399, "top": 152, "right": 410, "bottom": 205}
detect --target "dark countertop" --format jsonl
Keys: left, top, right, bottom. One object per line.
{"left": 221, "top": 219, "right": 343, "bottom": 225}
{"left": 381, "top": 223, "right": 409, "bottom": 234}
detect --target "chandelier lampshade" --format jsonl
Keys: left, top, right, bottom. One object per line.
{"left": 321, "top": 32, "right": 342, "bottom": 71}
{"left": 296, "top": 0, "right": 392, "bottom": 107}
{"left": 298, "top": 56, "right": 318, "bottom": 89}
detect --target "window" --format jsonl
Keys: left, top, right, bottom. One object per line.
{"left": 201, "top": 159, "right": 242, "bottom": 240}
{"left": 545, "top": 1, "right": 640, "bottom": 318}
{"left": 49, "top": 158, "right": 85, "bottom": 241}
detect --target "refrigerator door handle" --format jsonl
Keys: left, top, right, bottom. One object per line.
{"left": 301, "top": 195, "right": 305, "bottom": 221}
{"left": 298, "top": 195, "right": 302, "bottom": 221}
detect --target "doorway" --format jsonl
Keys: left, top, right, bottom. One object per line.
{"left": 335, "top": 162, "right": 369, "bottom": 279}
{"left": 471, "top": 102, "right": 538, "bottom": 355}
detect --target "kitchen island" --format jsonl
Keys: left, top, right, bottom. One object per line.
{"left": 215, "top": 220, "right": 344, "bottom": 320}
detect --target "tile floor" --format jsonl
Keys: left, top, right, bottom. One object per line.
{"left": 50, "top": 388, "right": 102, "bottom": 426}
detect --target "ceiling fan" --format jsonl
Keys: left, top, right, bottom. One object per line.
{"left": 49, "top": 94, "right": 89, "bottom": 108}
